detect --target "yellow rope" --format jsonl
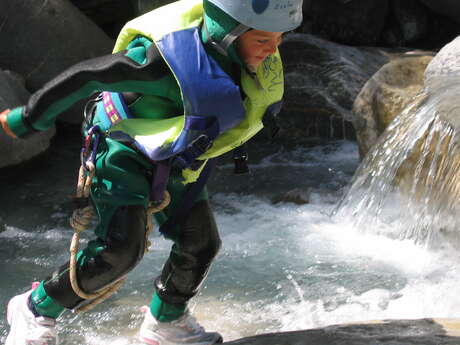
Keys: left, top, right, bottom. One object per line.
{"left": 145, "top": 191, "right": 171, "bottom": 251}
{"left": 68, "top": 161, "right": 170, "bottom": 313}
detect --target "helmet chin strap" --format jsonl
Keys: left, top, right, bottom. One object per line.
{"left": 202, "top": 20, "right": 249, "bottom": 56}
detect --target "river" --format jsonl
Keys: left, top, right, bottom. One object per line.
{"left": 1, "top": 131, "right": 459, "bottom": 344}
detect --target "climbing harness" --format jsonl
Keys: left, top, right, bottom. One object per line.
{"left": 68, "top": 125, "right": 170, "bottom": 313}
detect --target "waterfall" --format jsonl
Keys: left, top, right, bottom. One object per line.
{"left": 336, "top": 79, "right": 460, "bottom": 247}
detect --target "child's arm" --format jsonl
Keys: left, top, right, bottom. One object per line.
{"left": 2, "top": 40, "right": 169, "bottom": 138}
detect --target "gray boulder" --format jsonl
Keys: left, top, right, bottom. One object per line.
{"left": 0, "top": 0, "right": 114, "bottom": 124}
{"left": 392, "top": 0, "right": 429, "bottom": 44}
{"left": 425, "top": 36, "right": 460, "bottom": 94}
{"left": 380, "top": 0, "right": 428, "bottom": 47}
{"left": 0, "top": 70, "right": 55, "bottom": 169}
{"left": 69, "top": 0, "right": 135, "bottom": 38}
{"left": 271, "top": 188, "right": 310, "bottom": 205}
{"left": 131, "top": 0, "right": 175, "bottom": 16}
{"left": 224, "top": 318, "right": 460, "bottom": 344}
{"left": 352, "top": 53, "right": 433, "bottom": 157}
{"left": 301, "top": 0, "right": 389, "bottom": 45}
{"left": 69, "top": 0, "right": 174, "bottom": 36}
{"left": 0, "top": 0, "right": 113, "bottom": 91}
{"left": 278, "top": 33, "right": 390, "bottom": 143}
{"left": 424, "top": 36, "right": 460, "bottom": 129}
{"left": 419, "top": 0, "right": 460, "bottom": 24}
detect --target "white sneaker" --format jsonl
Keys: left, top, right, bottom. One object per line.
{"left": 5, "top": 290, "right": 58, "bottom": 345}
{"left": 139, "top": 307, "right": 222, "bottom": 345}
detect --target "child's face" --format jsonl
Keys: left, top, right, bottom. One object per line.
{"left": 236, "top": 30, "right": 283, "bottom": 69}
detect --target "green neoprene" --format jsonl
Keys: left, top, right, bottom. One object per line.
{"left": 30, "top": 282, "right": 64, "bottom": 319}
{"left": 91, "top": 137, "right": 152, "bottom": 239}
{"left": 202, "top": 0, "right": 244, "bottom": 68}
{"left": 150, "top": 291, "right": 186, "bottom": 322}
{"left": 6, "top": 106, "right": 29, "bottom": 137}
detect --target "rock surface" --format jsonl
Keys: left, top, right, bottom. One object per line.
{"left": 301, "top": 0, "right": 459, "bottom": 49}
{"left": 424, "top": 35, "right": 460, "bottom": 129}
{"left": 224, "top": 319, "right": 460, "bottom": 345}
{"left": 279, "top": 33, "right": 390, "bottom": 143}
{"left": 301, "top": 0, "right": 389, "bottom": 45}
{"left": 352, "top": 54, "right": 434, "bottom": 157}
{"left": 0, "top": 70, "right": 55, "bottom": 169}
{"left": 69, "top": 0, "right": 172, "bottom": 37}
{"left": 0, "top": 0, "right": 113, "bottom": 124}
{"left": 390, "top": 0, "right": 429, "bottom": 45}
{"left": 425, "top": 36, "right": 460, "bottom": 94}
{"left": 69, "top": 0, "right": 135, "bottom": 38}
{"left": 271, "top": 188, "right": 310, "bottom": 205}
{"left": 0, "top": 0, "right": 113, "bottom": 91}
{"left": 419, "top": 0, "right": 460, "bottom": 24}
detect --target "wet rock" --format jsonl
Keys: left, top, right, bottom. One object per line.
{"left": 301, "top": 0, "right": 389, "bottom": 46}
{"left": 352, "top": 53, "right": 434, "bottom": 157}
{"left": 279, "top": 33, "right": 390, "bottom": 143}
{"left": 131, "top": 0, "right": 174, "bottom": 16}
{"left": 381, "top": 0, "right": 429, "bottom": 47}
{"left": 0, "top": 0, "right": 113, "bottom": 91}
{"left": 0, "top": 70, "right": 55, "bottom": 169}
{"left": 0, "top": 71, "right": 29, "bottom": 106}
{"left": 69, "top": 0, "right": 135, "bottom": 38}
{"left": 70, "top": 0, "right": 174, "bottom": 37}
{"left": 224, "top": 318, "right": 460, "bottom": 344}
{"left": 392, "top": 0, "right": 429, "bottom": 44}
{"left": 343, "top": 38, "right": 460, "bottom": 236}
{"left": 271, "top": 188, "right": 310, "bottom": 205}
{"left": 419, "top": 0, "right": 460, "bottom": 24}
{"left": 425, "top": 36, "right": 460, "bottom": 94}
{"left": 0, "top": 0, "right": 113, "bottom": 124}
{"left": 299, "top": 0, "right": 459, "bottom": 50}
{"left": 424, "top": 36, "right": 460, "bottom": 129}
{"left": 380, "top": 0, "right": 458, "bottom": 50}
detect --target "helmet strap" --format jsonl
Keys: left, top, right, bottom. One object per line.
{"left": 203, "top": 20, "right": 249, "bottom": 56}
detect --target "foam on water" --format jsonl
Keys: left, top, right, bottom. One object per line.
{"left": 189, "top": 200, "right": 460, "bottom": 339}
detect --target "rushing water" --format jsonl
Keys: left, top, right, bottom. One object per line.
{"left": 1, "top": 132, "right": 460, "bottom": 344}
{"left": 337, "top": 81, "right": 460, "bottom": 247}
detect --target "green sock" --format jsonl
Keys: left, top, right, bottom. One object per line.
{"left": 150, "top": 292, "right": 186, "bottom": 322}
{"left": 30, "top": 281, "right": 65, "bottom": 319}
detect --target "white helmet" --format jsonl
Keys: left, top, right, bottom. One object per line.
{"left": 207, "top": 0, "right": 303, "bottom": 32}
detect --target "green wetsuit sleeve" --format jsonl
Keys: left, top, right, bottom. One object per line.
{"left": 7, "top": 41, "right": 175, "bottom": 138}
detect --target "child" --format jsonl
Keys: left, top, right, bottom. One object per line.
{"left": 1, "top": 0, "right": 303, "bottom": 344}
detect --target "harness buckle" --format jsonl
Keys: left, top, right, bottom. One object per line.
{"left": 80, "top": 125, "right": 101, "bottom": 171}
{"left": 233, "top": 145, "right": 249, "bottom": 175}
{"left": 172, "top": 135, "right": 213, "bottom": 170}
{"left": 192, "top": 134, "right": 213, "bottom": 153}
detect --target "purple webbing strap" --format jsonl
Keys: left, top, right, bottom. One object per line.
{"left": 102, "top": 92, "right": 123, "bottom": 125}
{"left": 151, "top": 162, "right": 171, "bottom": 205}
{"left": 89, "top": 132, "right": 100, "bottom": 165}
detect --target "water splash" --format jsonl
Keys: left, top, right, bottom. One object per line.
{"left": 336, "top": 79, "right": 460, "bottom": 247}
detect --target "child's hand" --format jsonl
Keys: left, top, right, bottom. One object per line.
{"left": 0, "top": 109, "right": 17, "bottom": 138}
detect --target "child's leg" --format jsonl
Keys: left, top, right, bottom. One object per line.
{"left": 151, "top": 197, "right": 221, "bottom": 321}
{"left": 31, "top": 138, "right": 152, "bottom": 316}
{"left": 139, "top": 196, "right": 223, "bottom": 345}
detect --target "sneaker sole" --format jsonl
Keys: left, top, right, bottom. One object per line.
{"left": 138, "top": 335, "right": 160, "bottom": 345}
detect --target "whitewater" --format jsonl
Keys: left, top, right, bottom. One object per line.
{"left": 1, "top": 139, "right": 459, "bottom": 344}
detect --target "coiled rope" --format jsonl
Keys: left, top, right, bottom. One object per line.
{"left": 69, "top": 150, "right": 170, "bottom": 313}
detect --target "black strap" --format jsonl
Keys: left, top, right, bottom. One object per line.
{"left": 233, "top": 145, "right": 249, "bottom": 174}
{"left": 263, "top": 101, "right": 283, "bottom": 139}
{"left": 159, "top": 159, "right": 216, "bottom": 235}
